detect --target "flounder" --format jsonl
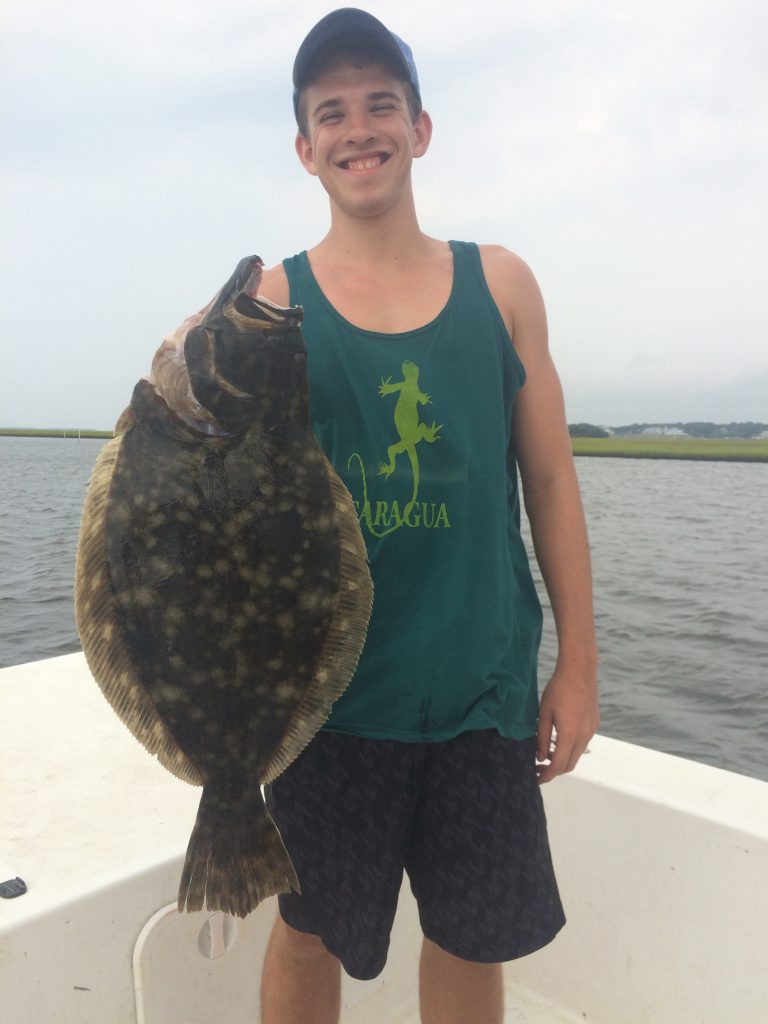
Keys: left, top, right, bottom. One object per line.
{"left": 75, "top": 255, "right": 373, "bottom": 917}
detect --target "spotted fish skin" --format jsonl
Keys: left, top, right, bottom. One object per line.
{"left": 75, "top": 255, "right": 373, "bottom": 917}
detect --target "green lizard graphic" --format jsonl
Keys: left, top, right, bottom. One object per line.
{"left": 377, "top": 360, "right": 441, "bottom": 511}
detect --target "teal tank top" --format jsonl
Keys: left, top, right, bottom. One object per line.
{"left": 283, "top": 240, "right": 542, "bottom": 741}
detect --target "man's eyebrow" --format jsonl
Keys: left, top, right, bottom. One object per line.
{"left": 311, "top": 90, "right": 404, "bottom": 119}
{"left": 312, "top": 98, "right": 343, "bottom": 118}
{"left": 367, "top": 91, "right": 403, "bottom": 103}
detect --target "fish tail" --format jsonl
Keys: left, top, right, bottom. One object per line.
{"left": 177, "top": 784, "right": 300, "bottom": 918}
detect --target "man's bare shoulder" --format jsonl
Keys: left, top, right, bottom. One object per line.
{"left": 257, "top": 262, "right": 291, "bottom": 306}
{"left": 477, "top": 244, "right": 545, "bottom": 340}
{"left": 478, "top": 244, "right": 540, "bottom": 296}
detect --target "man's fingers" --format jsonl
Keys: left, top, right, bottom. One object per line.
{"left": 536, "top": 731, "right": 586, "bottom": 784}
{"left": 536, "top": 715, "right": 554, "bottom": 763}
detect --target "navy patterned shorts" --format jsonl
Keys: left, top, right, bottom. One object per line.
{"left": 265, "top": 729, "right": 565, "bottom": 980}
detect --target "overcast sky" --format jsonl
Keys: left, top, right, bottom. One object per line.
{"left": 2, "top": 0, "right": 766, "bottom": 429}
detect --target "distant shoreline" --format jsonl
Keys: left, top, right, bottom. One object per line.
{"left": 2, "top": 428, "right": 767, "bottom": 462}
{"left": 571, "top": 436, "right": 768, "bottom": 463}
{"left": 0, "top": 428, "right": 114, "bottom": 439}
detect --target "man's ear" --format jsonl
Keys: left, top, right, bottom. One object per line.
{"left": 412, "top": 110, "right": 433, "bottom": 159}
{"left": 295, "top": 132, "right": 318, "bottom": 176}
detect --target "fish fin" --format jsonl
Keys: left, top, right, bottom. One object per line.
{"left": 114, "top": 405, "right": 135, "bottom": 435}
{"left": 178, "top": 784, "right": 299, "bottom": 918}
{"left": 260, "top": 457, "right": 373, "bottom": 784}
{"left": 75, "top": 437, "right": 203, "bottom": 786}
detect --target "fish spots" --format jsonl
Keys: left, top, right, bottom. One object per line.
{"left": 88, "top": 572, "right": 105, "bottom": 594}
{"left": 309, "top": 514, "right": 333, "bottom": 533}
{"left": 133, "top": 586, "right": 154, "bottom": 608}
{"left": 75, "top": 255, "right": 373, "bottom": 918}
{"left": 275, "top": 611, "right": 295, "bottom": 631}
{"left": 299, "top": 590, "right": 335, "bottom": 613}
{"left": 164, "top": 606, "right": 183, "bottom": 624}
{"left": 148, "top": 556, "right": 172, "bottom": 578}
{"left": 275, "top": 682, "right": 295, "bottom": 702}
{"left": 159, "top": 685, "right": 188, "bottom": 703}
{"left": 240, "top": 566, "right": 272, "bottom": 588}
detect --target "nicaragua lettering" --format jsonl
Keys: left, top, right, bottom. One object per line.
{"left": 353, "top": 499, "right": 451, "bottom": 531}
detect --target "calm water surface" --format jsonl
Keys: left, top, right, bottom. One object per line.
{"left": 526, "top": 457, "right": 767, "bottom": 782}
{"left": 1, "top": 437, "right": 766, "bottom": 782}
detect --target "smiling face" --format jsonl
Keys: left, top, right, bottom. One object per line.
{"left": 295, "top": 57, "right": 432, "bottom": 221}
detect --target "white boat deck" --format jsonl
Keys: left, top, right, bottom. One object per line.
{"left": 2, "top": 653, "right": 767, "bottom": 1023}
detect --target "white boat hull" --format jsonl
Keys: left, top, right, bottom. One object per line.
{"left": 1, "top": 654, "right": 766, "bottom": 1022}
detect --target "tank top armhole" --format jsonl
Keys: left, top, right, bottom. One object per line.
{"left": 452, "top": 241, "right": 527, "bottom": 388}
{"left": 282, "top": 252, "right": 309, "bottom": 310}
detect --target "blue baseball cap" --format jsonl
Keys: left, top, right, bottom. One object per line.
{"left": 292, "top": 8, "right": 421, "bottom": 122}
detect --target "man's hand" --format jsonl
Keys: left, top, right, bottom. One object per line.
{"left": 536, "top": 662, "right": 599, "bottom": 784}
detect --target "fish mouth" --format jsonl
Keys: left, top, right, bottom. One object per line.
{"left": 219, "top": 255, "right": 303, "bottom": 330}
{"left": 231, "top": 291, "right": 304, "bottom": 329}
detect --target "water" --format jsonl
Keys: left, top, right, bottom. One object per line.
{"left": 525, "top": 457, "right": 768, "bottom": 782}
{"left": 0, "top": 437, "right": 106, "bottom": 671}
{"left": 0, "top": 436, "right": 766, "bottom": 782}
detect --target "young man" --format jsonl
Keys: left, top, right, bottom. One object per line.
{"left": 256, "top": 10, "right": 599, "bottom": 1024}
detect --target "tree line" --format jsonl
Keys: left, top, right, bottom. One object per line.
{"left": 568, "top": 422, "right": 768, "bottom": 439}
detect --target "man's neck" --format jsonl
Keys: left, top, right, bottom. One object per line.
{"left": 301, "top": 204, "right": 452, "bottom": 333}
{"left": 312, "top": 197, "right": 436, "bottom": 272}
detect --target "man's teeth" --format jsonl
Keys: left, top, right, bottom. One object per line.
{"left": 347, "top": 157, "right": 382, "bottom": 170}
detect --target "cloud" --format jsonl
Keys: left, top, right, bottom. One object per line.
{"left": 1, "top": 0, "right": 767, "bottom": 427}
{"left": 627, "top": 354, "right": 660, "bottom": 369}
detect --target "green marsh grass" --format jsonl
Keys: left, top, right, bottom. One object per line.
{"left": 0, "top": 428, "right": 113, "bottom": 439}
{"left": 2, "top": 429, "right": 766, "bottom": 461}
{"left": 571, "top": 436, "right": 768, "bottom": 462}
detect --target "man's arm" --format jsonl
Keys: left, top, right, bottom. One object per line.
{"left": 481, "top": 246, "right": 599, "bottom": 784}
